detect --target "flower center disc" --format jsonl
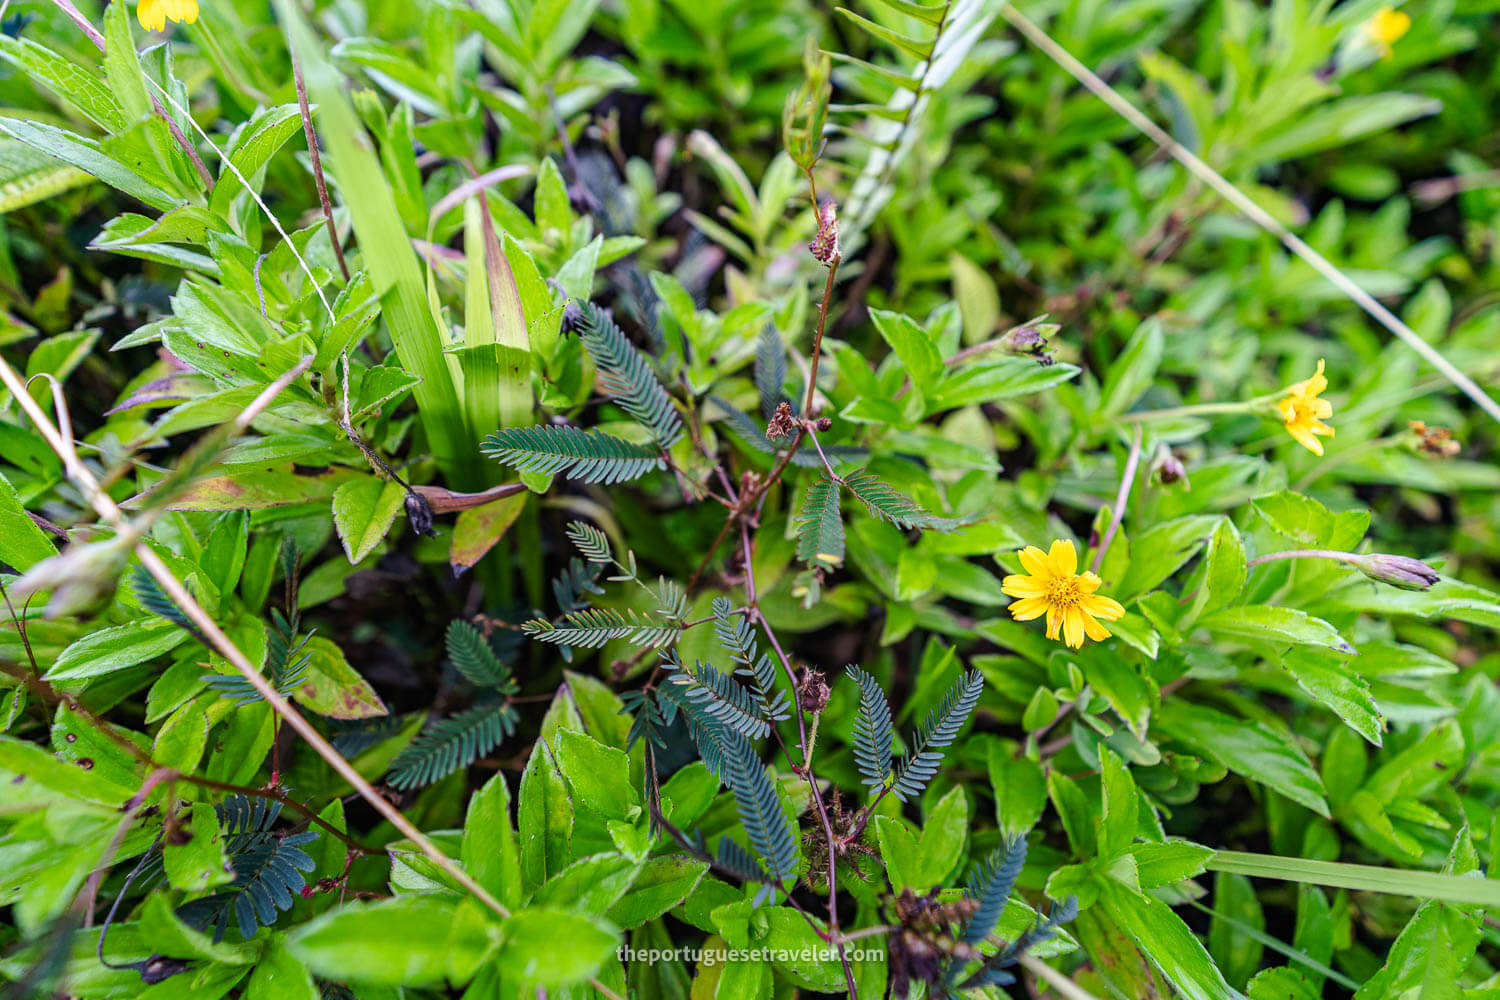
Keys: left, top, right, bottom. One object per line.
{"left": 1046, "top": 577, "right": 1081, "bottom": 608}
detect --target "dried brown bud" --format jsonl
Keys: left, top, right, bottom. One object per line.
{"left": 404, "top": 490, "right": 436, "bottom": 538}
{"left": 795, "top": 666, "right": 830, "bottom": 714}
{"left": 1354, "top": 553, "right": 1440, "bottom": 591}
{"left": 1409, "top": 420, "right": 1461, "bottom": 459}
{"left": 766, "top": 401, "right": 798, "bottom": 441}
{"left": 809, "top": 200, "right": 840, "bottom": 266}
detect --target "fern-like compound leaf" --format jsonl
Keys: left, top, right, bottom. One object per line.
{"left": 795, "top": 474, "right": 845, "bottom": 568}
{"left": 176, "top": 795, "right": 319, "bottom": 942}
{"left": 843, "top": 469, "right": 956, "bottom": 531}
{"left": 482, "top": 425, "right": 664, "bottom": 485}
{"left": 755, "top": 325, "right": 789, "bottom": 419}
{"left": 714, "top": 835, "right": 774, "bottom": 885}
{"left": 387, "top": 702, "right": 519, "bottom": 791}
{"left": 130, "top": 566, "right": 196, "bottom": 632}
{"left": 963, "top": 835, "right": 1027, "bottom": 945}
{"left": 564, "top": 521, "right": 614, "bottom": 565}
{"left": 574, "top": 300, "right": 684, "bottom": 446}
{"left": 665, "top": 658, "right": 771, "bottom": 740}
{"left": 845, "top": 664, "right": 894, "bottom": 790}
{"left": 722, "top": 732, "right": 799, "bottom": 884}
{"left": 657, "top": 678, "right": 731, "bottom": 779}
{"left": 521, "top": 607, "right": 681, "bottom": 649}
{"left": 445, "top": 619, "right": 511, "bottom": 689}
{"left": 892, "top": 668, "right": 983, "bottom": 802}
{"left": 552, "top": 556, "right": 605, "bottom": 614}
{"left": 203, "top": 609, "right": 312, "bottom": 706}
{"left": 712, "top": 598, "right": 789, "bottom": 721}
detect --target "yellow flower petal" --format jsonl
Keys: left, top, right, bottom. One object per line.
{"left": 138, "top": 0, "right": 167, "bottom": 31}
{"left": 1044, "top": 606, "right": 1062, "bottom": 641}
{"left": 1047, "top": 539, "right": 1077, "bottom": 577}
{"left": 1063, "top": 607, "right": 1085, "bottom": 649}
{"left": 1002, "top": 574, "right": 1047, "bottom": 598}
{"left": 1081, "top": 593, "right": 1126, "bottom": 620}
{"left": 1018, "top": 546, "right": 1050, "bottom": 578}
{"left": 1082, "top": 614, "right": 1113, "bottom": 642}
{"left": 1009, "top": 596, "right": 1050, "bottom": 621}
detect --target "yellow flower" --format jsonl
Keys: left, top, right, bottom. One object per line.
{"left": 1364, "top": 6, "right": 1410, "bottom": 59}
{"left": 1002, "top": 540, "right": 1125, "bottom": 650}
{"left": 137, "top": 0, "right": 199, "bottom": 32}
{"left": 1277, "top": 359, "right": 1335, "bottom": 456}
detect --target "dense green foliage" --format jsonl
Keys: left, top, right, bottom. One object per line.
{"left": 2, "top": 0, "right": 1500, "bottom": 998}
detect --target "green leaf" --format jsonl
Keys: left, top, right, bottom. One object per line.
{"left": 210, "top": 104, "right": 306, "bottom": 216}
{"left": 0, "top": 734, "right": 136, "bottom": 805}
{"left": 1201, "top": 517, "right": 1245, "bottom": 615}
{"left": 1252, "top": 492, "right": 1368, "bottom": 550}
{"left": 496, "top": 907, "right": 620, "bottom": 987}
{"left": 139, "top": 893, "right": 254, "bottom": 965}
{"left": 916, "top": 786, "right": 969, "bottom": 885}
{"left": 244, "top": 935, "right": 318, "bottom": 1000}
{"left": 1208, "top": 871, "right": 1265, "bottom": 990}
{"left": 0, "top": 471, "right": 56, "bottom": 572}
{"left": 519, "top": 736, "right": 575, "bottom": 893}
{"left": 1280, "top": 649, "right": 1383, "bottom": 746}
{"left": 1156, "top": 700, "right": 1329, "bottom": 818}
{"left": 288, "top": 895, "right": 491, "bottom": 987}
{"left": 843, "top": 469, "right": 955, "bottom": 530}
{"left": 1129, "top": 841, "right": 1215, "bottom": 889}
{"left": 1200, "top": 605, "right": 1354, "bottom": 654}
{"left": 0, "top": 117, "right": 178, "bottom": 211}
{"left": 1351, "top": 829, "right": 1484, "bottom": 1000}
{"left": 1098, "top": 747, "right": 1138, "bottom": 860}
{"left": 987, "top": 747, "right": 1046, "bottom": 838}
{"left": 331, "top": 476, "right": 406, "bottom": 564}
{"left": 555, "top": 728, "right": 639, "bottom": 821}
{"left": 163, "top": 803, "right": 233, "bottom": 892}
{"left": 606, "top": 855, "right": 709, "bottom": 928}
{"left": 1116, "top": 515, "right": 1219, "bottom": 602}
{"left": 929, "top": 358, "right": 1079, "bottom": 410}
{"left": 463, "top": 771, "right": 523, "bottom": 910}
{"left": 44, "top": 618, "right": 189, "bottom": 683}
{"left": 869, "top": 309, "right": 943, "bottom": 395}
{"left": 1099, "top": 318, "right": 1164, "bottom": 417}
{"left": 1245, "top": 94, "right": 1440, "bottom": 167}
{"left": 1100, "top": 881, "right": 1238, "bottom": 1000}
{"left": 835, "top": 8, "right": 934, "bottom": 61}
{"left": 0, "top": 36, "right": 124, "bottom": 132}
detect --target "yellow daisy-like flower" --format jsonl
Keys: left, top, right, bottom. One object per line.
{"left": 1277, "top": 359, "right": 1335, "bottom": 456}
{"left": 137, "top": 0, "right": 199, "bottom": 33}
{"left": 1002, "top": 540, "right": 1125, "bottom": 650}
{"left": 1364, "top": 6, "right": 1410, "bottom": 59}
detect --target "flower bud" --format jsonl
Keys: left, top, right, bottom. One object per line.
{"left": 1149, "top": 443, "right": 1191, "bottom": 490}
{"left": 999, "top": 317, "right": 1059, "bottom": 366}
{"left": 12, "top": 529, "right": 140, "bottom": 619}
{"left": 1353, "top": 553, "right": 1440, "bottom": 591}
{"left": 809, "top": 201, "right": 840, "bottom": 266}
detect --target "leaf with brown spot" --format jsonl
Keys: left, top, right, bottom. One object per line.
{"left": 293, "top": 635, "right": 387, "bottom": 720}
{"left": 449, "top": 493, "right": 527, "bottom": 575}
